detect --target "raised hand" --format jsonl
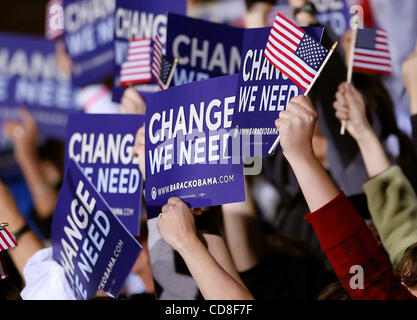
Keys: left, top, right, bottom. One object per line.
{"left": 275, "top": 95, "right": 318, "bottom": 162}
{"left": 119, "top": 87, "right": 146, "bottom": 114}
{"left": 157, "top": 197, "right": 198, "bottom": 253}
{"left": 332, "top": 82, "right": 371, "bottom": 141}
{"left": 3, "top": 107, "right": 38, "bottom": 163}
{"left": 402, "top": 43, "right": 417, "bottom": 114}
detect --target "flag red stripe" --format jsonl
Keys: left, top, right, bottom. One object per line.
{"left": 352, "top": 66, "right": 391, "bottom": 74}
{"left": 265, "top": 45, "right": 311, "bottom": 89}
{"left": 354, "top": 58, "right": 391, "bottom": 67}
{"left": 270, "top": 29, "right": 298, "bottom": 52}
{"left": 276, "top": 13, "right": 305, "bottom": 36}
{"left": 267, "top": 39, "right": 315, "bottom": 79}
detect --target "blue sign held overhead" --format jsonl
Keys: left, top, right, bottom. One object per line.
{"left": 145, "top": 74, "right": 246, "bottom": 218}
{"left": 0, "top": 32, "right": 79, "bottom": 140}
{"left": 230, "top": 26, "right": 324, "bottom": 156}
{"left": 63, "top": 0, "right": 116, "bottom": 86}
{"left": 52, "top": 158, "right": 142, "bottom": 300}
{"left": 165, "top": 13, "right": 244, "bottom": 87}
{"left": 65, "top": 113, "right": 145, "bottom": 236}
{"left": 112, "top": 0, "right": 187, "bottom": 103}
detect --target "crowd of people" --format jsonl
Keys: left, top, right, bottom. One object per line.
{"left": 1, "top": 0, "right": 417, "bottom": 301}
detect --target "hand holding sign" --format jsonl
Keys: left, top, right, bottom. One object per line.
{"left": 275, "top": 95, "right": 317, "bottom": 162}
{"left": 158, "top": 197, "right": 198, "bottom": 253}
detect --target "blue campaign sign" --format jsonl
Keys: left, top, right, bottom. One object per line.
{"left": 63, "top": 0, "right": 115, "bottom": 86}
{"left": 66, "top": 113, "right": 144, "bottom": 236}
{"left": 310, "top": 0, "right": 350, "bottom": 38}
{"left": 165, "top": 13, "right": 244, "bottom": 87}
{"left": 0, "top": 32, "right": 79, "bottom": 140}
{"left": 112, "top": 0, "right": 187, "bottom": 103}
{"left": 230, "top": 26, "right": 324, "bottom": 156}
{"left": 145, "top": 74, "right": 246, "bottom": 218}
{"left": 52, "top": 159, "right": 142, "bottom": 300}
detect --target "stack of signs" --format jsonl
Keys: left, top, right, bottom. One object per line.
{"left": 0, "top": 33, "right": 79, "bottom": 140}
{"left": 112, "top": 0, "right": 187, "bottom": 102}
{"left": 230, "top": 26, "right": 324, "bottom": 156}
{"left": 165, "top": 13, "right": 244, "bottom": 87}
{"left": 52, "top": 159, "right": 142, "bottom": 299}
{"left": 145, "top": 74, "right": 245, "bottom": 218}
{"left": 63, "top": 0, "right": 116, "bottom": 86}
{"left": 65, "top": 114, "right": 144, "bottom": 236}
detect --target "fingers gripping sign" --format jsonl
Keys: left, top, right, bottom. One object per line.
{"left": 157, "top": 197, "right": 198, "bottom": 253}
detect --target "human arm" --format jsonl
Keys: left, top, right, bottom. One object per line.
{"left": 0, "top": 181, "right": 44, "bottom": 280}
{"left": 3, "top": 108, "right": 58, "bottom": 218}
{"left": 221, "top": 178, "right": 268, "bottom": 272}
{"left": 158, "top": 197, "right": 254, "bottom": 300}
{"left": 332, "top": 82, "right": 391, "bottom": 177}
{"left": 402, "top": 43, "right": 417, "bottom": 116}
{"left": 276, "top": 95, "right": 414, "bottom": 299}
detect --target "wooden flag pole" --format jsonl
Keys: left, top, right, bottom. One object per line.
{"left": 164, "top": 56, "right": 180, "bottom": 89}
{"left": 268, "top": 41, "right": 339, "bottom": 155}
{"left": 340, "top": 16, "right": 360, "bottom": 135}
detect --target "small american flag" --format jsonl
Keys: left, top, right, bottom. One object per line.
{"left": 264, "top": 13, "right": 329, "bottom": 92}
{"left": 0, "top": 227, "right": 17, "bottom": 252}
{"left": 120, "top": 38, "right": 152, "bottom": 87}
{"left": 152, "top": 35, "right": 173, "bottom": 90}
{"left": 353, "top": 28, "right": 392, "bottom": 75}
{"left": 0, "top": 255, "right": 8, "bottom": 280}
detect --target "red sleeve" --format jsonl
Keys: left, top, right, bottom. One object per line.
{"left": 305, "top": 192, "right": 415, "bottom": 300}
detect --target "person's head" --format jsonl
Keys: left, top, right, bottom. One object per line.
{"left": 398, "top": 242, "right": 417, "bottom": 297}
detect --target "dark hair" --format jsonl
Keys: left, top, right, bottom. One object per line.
{"left": 398, "top": 242, "right": 417, "bottom": 288}
{"left": 0, "top": 278, "right": 22, "bottom": 300}
{"left": 317, "top": 281, "right": 351, "bottom": 300}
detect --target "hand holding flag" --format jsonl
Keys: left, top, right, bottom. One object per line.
{"left": 264, "top": 13, "right": 337, "bottom": 154}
